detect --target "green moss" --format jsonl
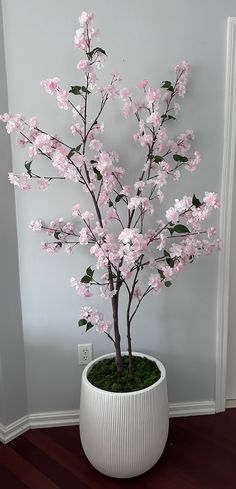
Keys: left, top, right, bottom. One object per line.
{"left": 87, "top": 355, "right": 161, "bottom": 393}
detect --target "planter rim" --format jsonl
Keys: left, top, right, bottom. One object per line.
{"left": 82, "top": 351, "right": 166, "bottom": 396}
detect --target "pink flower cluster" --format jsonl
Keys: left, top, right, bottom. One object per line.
{"left": 79, "top": 306, "right": 112, "bottom": 334}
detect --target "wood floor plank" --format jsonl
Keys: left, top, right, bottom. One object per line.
{"left": 0, "top": 444, "right": 60, "bottom": 489}
{"left": 0, "top": 463, "right": 29, "bottom": 489}
{"left": 11, "top": 435, "right": 90, "bottom": 489}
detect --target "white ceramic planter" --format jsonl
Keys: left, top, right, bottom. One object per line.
{"left": 80, "top": 352, "right": 169, "bottom": 478}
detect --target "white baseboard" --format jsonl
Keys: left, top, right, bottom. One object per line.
{"left": 0, "top": 401, "right": 216, "bottom": 444}
{"left": 0, "top": 415, "right": 29, "bottom": 444}
{"left": 226, "top": 399, "right": 236, "bottom": 408}
{"left": 169, "top": 400, "right": 215, "bottom": 417}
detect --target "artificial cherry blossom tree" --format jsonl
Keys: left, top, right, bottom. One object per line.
{"left": 0, "top": 11, "right": 220, "bottom": 374}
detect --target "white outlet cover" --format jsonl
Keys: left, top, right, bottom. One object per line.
{"left": 78, "top": 344, "right": 93, "bottom": 365}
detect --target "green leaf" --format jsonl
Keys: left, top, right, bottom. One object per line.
{"left": 166, "top": 257, "right": 175, "bottom": 268}
{"left": 81, "top": 275, "right": 91, "bottom": 283}
{"left": 165, "top": 281, "right": 172, "bottom": 287}
{"left": 168, "top": 227, "right": 174, "bottom": 236}
{"left": 67, "top": 145, "right": 81, "bottom": 160}
{"left": 87, "top": 47, "right": 107, "bottom": 60}
{"left": 78, "top": 319, "right": 87, "bottom": 327}
{"left": 173, "top": 154, "right": 188, "bottom": 163}
{"left": 25, "top": 161, "right": 32, "bottom": 177}
{"left": 153, "top": 155, "right": 163, "bottom": 164}
{"left": 67, "top": 148, "right": 76, "bottom": 160}
{"left": 167, "top": 115, "right": 176, "bottom": 120}
{"left": 115, "top": 194, "right": 125, "bottom": 203}
{"left": 158, "top": 269, "right": 165, "bottom": 280}
{"left": 54, "top": 231, "right": 61, "bottom": 240}
{"left": 173, "top": 224, "right": 190, "bottom": 234}
{"left": 86, "top": 266, "right": 94, "bottom": 278}
{"left": 86, "top": 322, "right": 94, "bottom": 331}
{"left": 164, "top": 249, "right": 170, "bottom": 257}
{"left": 108, "top": 199, "right": 113, "bottom": 207}
{"left": 161, "top": 114, "right": 167, "bottom": 122}
{"left": 69, "top": 85, "right": 82, "bottom": 95}
{"left": 90, "top": 159, "right": 98, "bottom": 165}
{"left": 161, "top": 80, "right": 174, "bottom": 92}
{"left": 93, "top": 167, "right": 102, "bottom": 180}
{"left": 192, "top": 194, "right": 202, "bottom": 208}
{"left": 81, "top": 86, "right": 91, "bottom": 95}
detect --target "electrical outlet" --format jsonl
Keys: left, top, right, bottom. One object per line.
{"left": 78, "top": 344, "right": 93, "bottom": 365}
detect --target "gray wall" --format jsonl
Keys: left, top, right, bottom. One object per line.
{"left": 1, "top": 0, "right": 231, "bottom": 414}
{"left": 0, "top": 1, "right": 27, "bottom": 425}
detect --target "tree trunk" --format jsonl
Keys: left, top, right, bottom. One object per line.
{"left": 112, "top": 292, "right": 122, "bottom": 374}
{"left": 127, "top": 320, "right": 133, "bottom": 374}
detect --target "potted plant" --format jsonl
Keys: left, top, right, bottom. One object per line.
{"left": 0, "top": 10, "right": 220, "bottom": 478}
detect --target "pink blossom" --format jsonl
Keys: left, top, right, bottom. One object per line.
{"left": 52, "top": 147, "right": 68, "bottom": 172}
{"left": 78, "top": 11, "right": 94, "bottom": 26}
{"left": 9, "top": 172, "right": 31, "bottom": 191}
{"left": 118, "top": 228, "right": 139, "bottom": 244}
{"left": 146, "top": 112, "right": 161, "bottom": 127}
{"left": 16, "top": 135, "right": 28, "bottom": 148}
{"left": 122, "top": 185, "right": 131, "bottom": 196}
{"left": 65, "top": 244, "right": 73, "bottom": 255}
{"left": 89, "top": 139, "right": 103, "bottom": 152}
{"left": 40, "top": 77, "right": 60, "bottom": 94}
{"left": 38, "top": 178, "right": 50, "bottom": 191}
{"left": 62, "top": 222, "right": 75, "bottom": 234}
{"left": 173, "top": 170, "right": 181, "bottom": 182}
{"left": 70, "top": 277, "right": 92, "bottom": 298}
{"left": 41, "top": 242, "right": 60, "bottom": 253}
{"left": 156, "top": 232, "right": 166, "bottom": 251}
{"left": 120, "top": 88, "right": 131, "bottom": 100}
{"left": 166, "top": 206, "right": 179, "bottom": 224}
{"left": 128, "top": 196, "right": 154, "bottom": 214}
{"left": 96, "top": 320, "right": 112, "bottom": 334}
{"left": 8, "top": 172, "right": 19, "bottom": 186}
{"left": 56, "top": 89, "right": 69, "bottom": 110}
{"left": 34, "top": 133, "right": 53, "bottom": 155}
{"left": 74, "top": 28, "right": 87, "bottom": 50}
{"left": 203, "top": 192, "right": 220, "bottom": 209}
{"left": 207, "top": 227, "right": 216, "bottom": 239}
{"left": 161, "top": 265, "right": 174, "bottom": 280}
{"left": 145, "top": 87, "right": 161, "bottom": 107}
{"left": 122, "top": 100, "right": 136, "bottom": 119}
{"left": 72, "top": 203, "right": 81, "bottom": 217}
{"left": 106, "top": 208, "right": 117, "bottom": 220}
{"left": 136, "top": 80, "right": 148, "bottom": 89}
{"left": 97, "top": 152, "right": 113, "bottom": 177}
{"left": 81, "top": 211, "right": 94, "bottom": 221}
{"left": 29, "top": 219, "right": 42, "bottom": 231}
{"left": 120, "top": 264, "right": 132, "bottom": 279}
{"left": 169, "top": 243, "right": 183, "bottom": 258}
{"left": 133, "top": 287, "right": 142, "bottom": 298}
{"left": 70, "top": 123, "right": 83, "bottom": 136}
{"left": 64, "top": 166, "right": 80, "bottom": 182}
{"left": 78, "top": 227, "right": 89, "bottom": 245}
{"left": 77, "top": 60, "right": 91, "bottom": 72}
{"left": 148, "top": 274, "right": 163, "bottom": 293}
{"left": 74, "top": 154, "right": 85, "bottom": 168}
{"left": 173, "top": 102, "right": 181, "bottom": 114}
{"left": 132, "top": 233, "right": 148, "bottom": 251}
{"left": 134, "top": 181, "right": 145, "bottom": 191}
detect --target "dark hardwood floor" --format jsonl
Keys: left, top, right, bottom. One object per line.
{"left": 0, "top": 409, "right": 236, "bottom": 489}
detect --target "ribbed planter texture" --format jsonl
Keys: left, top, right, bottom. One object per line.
{"left": 80, "top": 352, "right": 169, "bottom": 478}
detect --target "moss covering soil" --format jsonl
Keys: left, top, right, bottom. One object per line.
{"left": 87, "top": 355, "right": 161, "bottom": 393}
